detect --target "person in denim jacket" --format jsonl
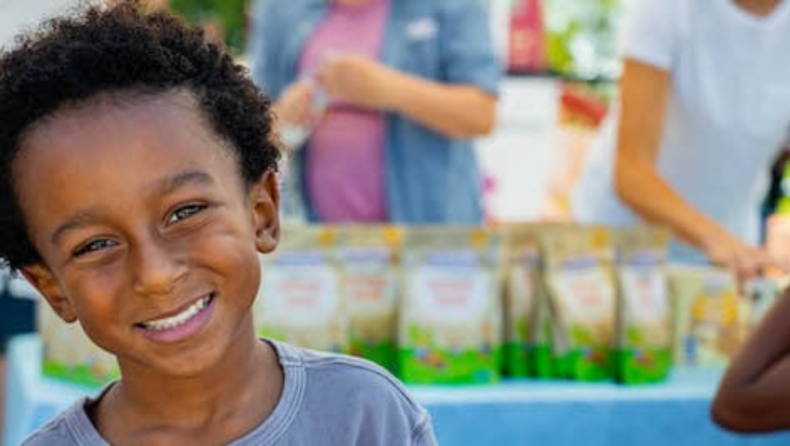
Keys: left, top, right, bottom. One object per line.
{"left": 248, "top": 0, "right": 500, "bottom": 224}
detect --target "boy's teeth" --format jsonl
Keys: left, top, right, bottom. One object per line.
{"left": 141, "top": 296, "right": 210, "bottom": 331}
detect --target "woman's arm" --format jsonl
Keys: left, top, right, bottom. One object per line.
{"left": 614, "top": 58, "right": 773, "bottom": 280}
{"left": 317, "top": 55, "right": 496, "bottom": 138}
{"left": 384, "top": 69, "right": 496, "bottom": 138}
{"left": 712, "top": 287, "right": 790, "bottom": 432}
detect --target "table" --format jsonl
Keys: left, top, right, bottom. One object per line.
{"left": 415, "top": 372, "right": 790, "bottom": 445}
{"left": 6, "top": 334, "right": 790, "bottom": 446}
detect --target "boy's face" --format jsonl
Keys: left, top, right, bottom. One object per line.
{"left": 14, "top": 91, "right": 279, "bottom": 377}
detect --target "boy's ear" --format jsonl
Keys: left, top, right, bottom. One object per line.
{"left": 250, "top": 170, "right": 280, "bottom": 254}
{"left": 20, "top": 264, "right": 77, "bottom": 323}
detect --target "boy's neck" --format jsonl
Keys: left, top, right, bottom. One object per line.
{"left": 92, "top": 324, "right": 284, "bottom": 443}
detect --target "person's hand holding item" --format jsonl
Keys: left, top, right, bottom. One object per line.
{"left": 274, "top": 78, "right": 327, "bottom": 150}
{"left": 700, "top": 226, "right": 782, "bottom": 284}
{"left": 274, "top": 79, "right": 322, "bottom": 129}
{"left": 317, "top": 54, "right": 395, "bottom": 110}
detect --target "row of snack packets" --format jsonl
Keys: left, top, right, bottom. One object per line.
{"left": 503, "top": 225, "right": 670, "bottom": 383}
{"left": 498, "top": 224, "right": 667, "bottom": 384}
{"left": 253, "top": 223, "right": 676, "bottom": 385}
{"left": 503, "top": 223, "right": 786, "bottom": 384}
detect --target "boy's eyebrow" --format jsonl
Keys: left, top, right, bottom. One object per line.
{"left": 153, "top": 170, "right": 214, "bottom": 198}
{"left": 51, "top": 211, "right": 100, "bottom": 246}
{"left": 51, "top": 170, "right": 215, "bottom": 246}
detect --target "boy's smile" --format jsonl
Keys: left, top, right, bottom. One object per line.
{"left": 133, "top": 293, "right": 215, "bottom": 343}
{"left": 13, "top": 90, "right": 279, "bottom": 378}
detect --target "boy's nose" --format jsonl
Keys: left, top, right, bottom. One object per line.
{"left": 131, "top": 237, "right": 188, "bottom": 297}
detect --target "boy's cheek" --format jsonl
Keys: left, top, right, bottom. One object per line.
{"left": 189, "top": 232, "right": 263, "bottom": 267}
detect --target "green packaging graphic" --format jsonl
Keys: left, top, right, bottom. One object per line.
{"left": 614, "top": 347, "right": 671, "bottom": 383}
{"left": 351, "top": 340, "right": 398, "bottom": 373}
{"left": 503, "top": 326, "right": 532, "bottom": 377}
{"left": 399, "top": 324, "right": 502, "bottom": 384}
{"left": 398, "top": 227, "right": 503, "bottom": 384}
{"left": 42, "top": 360, "right": 120, "bottom": 389}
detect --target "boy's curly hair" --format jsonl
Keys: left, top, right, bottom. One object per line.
{"left": 0, "top": 1, "right": 280, "bottom": 270}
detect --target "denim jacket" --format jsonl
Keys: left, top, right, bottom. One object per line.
{"left": 247, "top": 0, "right": 500, "bottom": 224}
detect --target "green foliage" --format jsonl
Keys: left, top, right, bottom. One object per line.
{"left": 544, "top": 0, "right": 625, "bottom": 80}
{"left": 170, "top": 0, "right": 247, "bottom": 52}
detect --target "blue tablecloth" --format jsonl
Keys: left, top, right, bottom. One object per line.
{"left": 5, "top": 334, "right": 790, "bottom": 446}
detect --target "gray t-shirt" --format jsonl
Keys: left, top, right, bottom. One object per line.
{"left": 22, "top": 340, "right": 437, "bottom": 445}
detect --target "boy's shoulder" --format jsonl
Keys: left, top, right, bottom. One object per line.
{"left": 22, "top": 397, "right": 102, "bottom": 446}
{"left": 272, "top": 339, "right": 422, "bottom": 410}
{"left": 24, "top": 342, "right": 436, "bottom": 446}
{"left": 267, "top": 340, "right": 436, "bottom": 445}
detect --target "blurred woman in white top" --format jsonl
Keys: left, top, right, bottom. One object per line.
{"left": 571, "top": 0, "right": 790, "bottom": 280}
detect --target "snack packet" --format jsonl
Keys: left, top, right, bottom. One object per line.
{"left": 335, "top": 225, "right": 402, "bottom": 373}
{"left": 613, "top": 226, "right": 671, "bottom": 384}
{"left": 668, "top": 266, "right": 743, "bottom": 367}
{"left": 254, "top": 225, "right": 348, "bottom": 353}
{"left": 398, "top": 226, "right": 503, "bottom": 384}
{"left": 542, "top": 225, "right": 615, "bottom": 381}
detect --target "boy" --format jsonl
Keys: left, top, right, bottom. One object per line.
{"left": 0, "top": 2, "right": 436, "bottom": 444}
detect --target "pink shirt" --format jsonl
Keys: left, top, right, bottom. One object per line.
{"left": 300, "top": 0, "right": 390, "bottom": 223}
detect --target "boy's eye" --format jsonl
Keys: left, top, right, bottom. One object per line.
{"left": 167, "top": 203, "right": 208, "bottom": 224}
{"left": 73, "top": 239, "right": 117, "bottom": 257}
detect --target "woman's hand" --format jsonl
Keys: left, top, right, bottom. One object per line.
{"left": 274, "top": 79, "right": 322, "bottom": 128}
{"left": 701, "top": 227, "right": 784, "bottom": 283}
{"left": 317, "top": 55, "right": 395, "bottom": 110}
